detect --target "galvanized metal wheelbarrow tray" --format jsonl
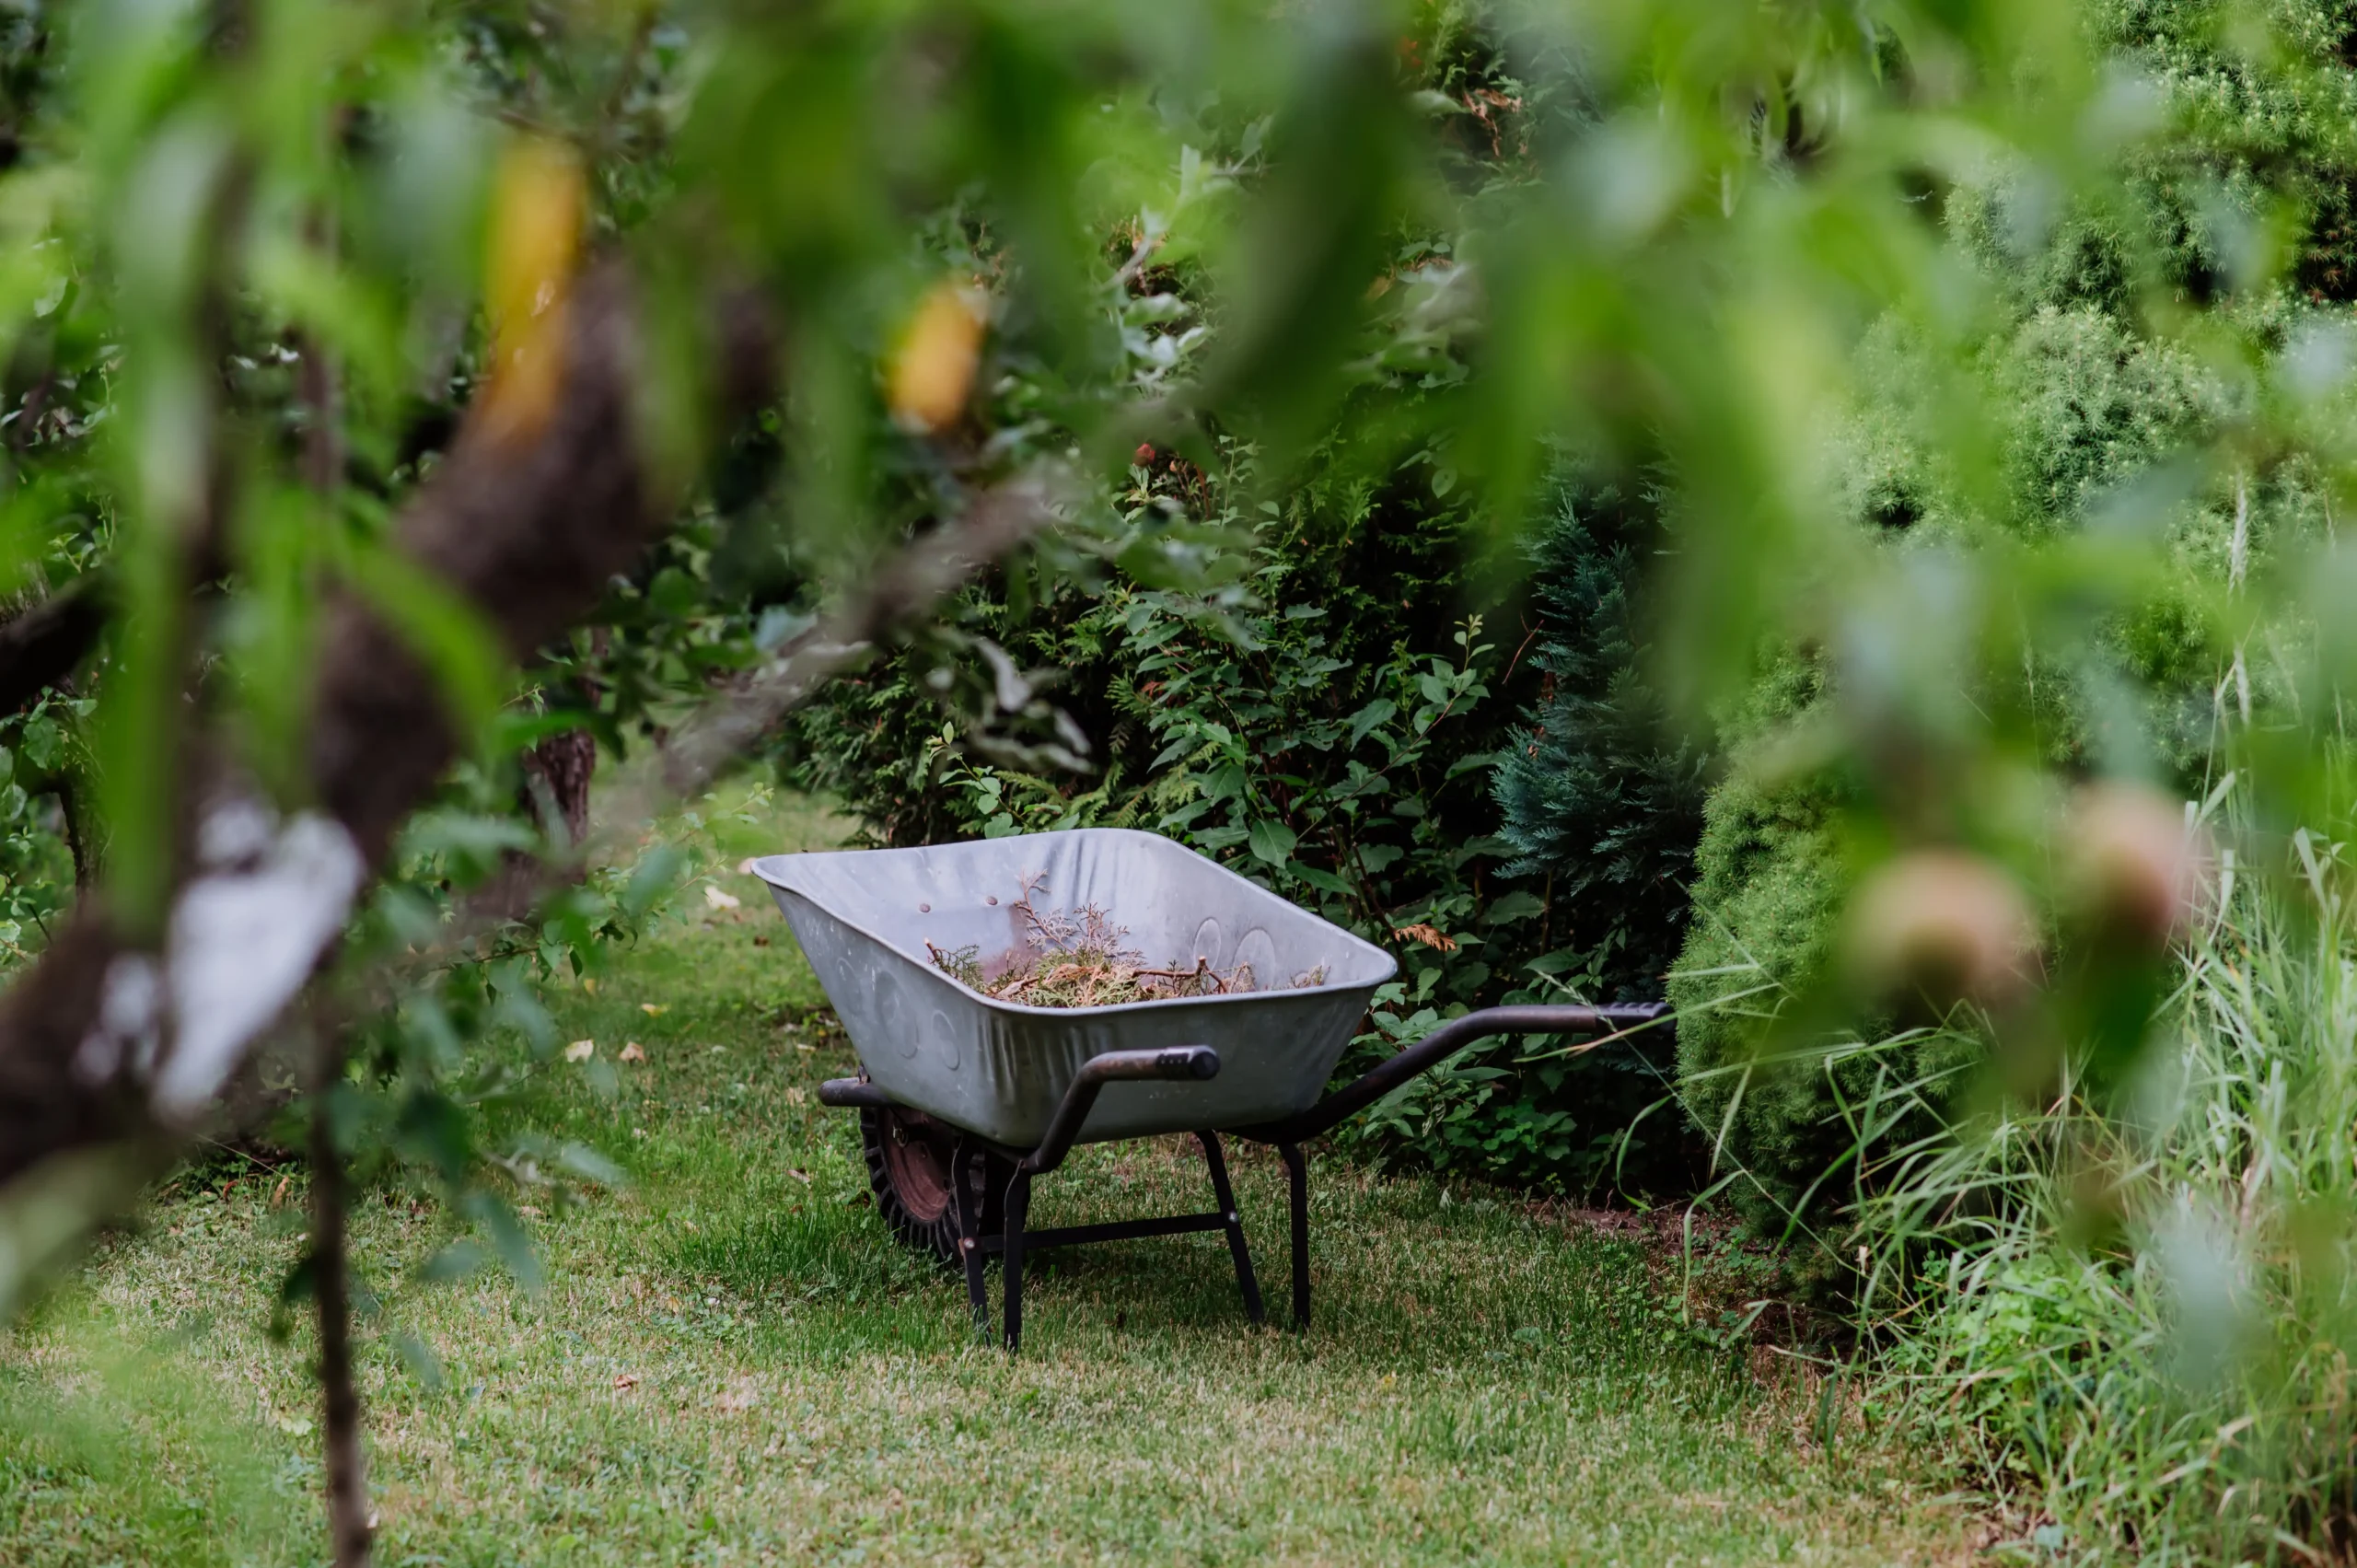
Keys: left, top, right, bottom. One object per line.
{"left": 752, "top": 828, "right": 1663, "bottom": 1351}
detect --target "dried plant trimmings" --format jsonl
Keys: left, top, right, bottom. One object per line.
{"left": 925, "top": 876, "right": 1327, "bottom": 1007}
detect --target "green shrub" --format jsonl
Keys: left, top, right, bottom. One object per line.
{"left": 1667, "top": 761, "right": 1852, "bottom": 1185}
{"left": 1666, "top": 273, "right": 2249, "bottom": 1230}
{"left": 1992, "top": 306, "right": 2227, "bottom": 534}
{"left": 776, "top": 434, "right": 1713, "bottom": 1193}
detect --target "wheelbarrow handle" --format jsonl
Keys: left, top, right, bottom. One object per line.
{"left": 1022, "top": 1046, "right": 1218, "bottom": 1176}
{"left": 1232, "top": 1003, "right": 1668, "bottom": 1146}
{"left": 818, "top": 1077, "right": 892, "bottom": 1109}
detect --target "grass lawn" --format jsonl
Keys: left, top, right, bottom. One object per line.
{"left": 0, "top": 793, "right": 1982, "bottom": 1566}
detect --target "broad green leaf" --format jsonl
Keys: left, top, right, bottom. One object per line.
{"left": 1247, "top": 819, "right": 1297, "bottom": 865}
{"left": 1347, "top": 698, "right": 1397, "bottom": 747}
{"left": 1288, "top": 859, "right": 1351, "bottom": 895}
{"left": 389, "top": 1329, "right": 447, "bottom": 1391}
{"left": 460, "top": 1191, "right": 543, "bottom": 1296}
{"left": 1485, "top": 890, "right": 1546, "bottom": 923}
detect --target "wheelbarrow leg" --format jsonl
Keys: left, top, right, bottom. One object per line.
{"left": 951, "top": 1138, "right": 989, "bottom": 1337}
{"left": 1278, "top": 1141, "right": 1309, "bottom": 1330}
{"left": 1196, "top": 1131, "right": 1264, "bottom": 1328}
{"left": 1002, "top": 1167, "right": 1033, "bottom": 1352}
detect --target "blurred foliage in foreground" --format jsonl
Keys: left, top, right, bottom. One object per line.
{"left": 8, "top": 0, "right": 2357, "bottom": 1557}
{"left": 1666, "top": 0, "right": 2357, "bottom": 1242}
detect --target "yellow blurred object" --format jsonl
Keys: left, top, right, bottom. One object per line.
{"left": 482, "top": 135, "right": 585, "bottom": 445}
{"left": 887, "top": 281, "right": 987, "bottom": 435}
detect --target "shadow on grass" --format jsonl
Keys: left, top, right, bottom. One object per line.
{"left": 664, "top": 1194, "right": 967, "bottom": 1355}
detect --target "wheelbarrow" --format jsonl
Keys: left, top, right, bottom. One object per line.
{"left": 752, "top": 828, "right": 1664, "bottom": 1351}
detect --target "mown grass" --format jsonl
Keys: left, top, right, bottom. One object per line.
{"left": 1, "top": 794, "right": 1980, "bottom": 1566}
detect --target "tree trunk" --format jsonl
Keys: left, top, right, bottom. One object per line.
{"left": 0, "top": 265, "right": 779, "bottom": 1193}
{"left": 50, "top": 718, "right": 106, "bottom": 891}
{"left": 520, "top": 727, "right": 595, "bottom": 848}
{"left": 309, "top": 1031, "right": 371, "bottom": 1568}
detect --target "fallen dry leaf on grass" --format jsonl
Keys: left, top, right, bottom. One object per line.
{"left": 565, "top": 1039, "right": 596, "bottom": 1062}
{"left": 619, "top": 1042, "right": 646, "bottom": 1063}
{"left": 270, "top": 1175, "right": 291, "bottom": 1210}
{"left": 612, "top": 1372, "right": 640, "bottom": 1391}
{"left": 639, "top": 1003, "right": 667, "bottom": 1016}
{"left": 704, "top": 884, "right": 742, "bottom": 911}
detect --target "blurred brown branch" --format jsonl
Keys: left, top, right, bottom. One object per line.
{"left": 0, "top": 260, "right": 1075, "bottom": 1296}
{"left": 355, "top": 471, "right": 1077, "bottom": 1011}
{"left": 653, "top": 470, "right": 1074, "bottom": 801}
{"left": 0, "top": 576, "right": 105, "bottom": 717}
{"left": 0, "top": 261, "right": 770, "bottom": 1199}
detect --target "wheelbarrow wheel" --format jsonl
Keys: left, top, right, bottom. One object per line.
{"left": 860, "top": 1105, "right": 1004, "bottom": 1265}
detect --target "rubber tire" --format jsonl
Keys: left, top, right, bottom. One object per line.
{"left": 861, "top": 1105, "right": 1008, "bottom": 1266}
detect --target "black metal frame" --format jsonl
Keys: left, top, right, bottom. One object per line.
{"left": 819, "top": 1004, "right": 1667, "bottom": 1351}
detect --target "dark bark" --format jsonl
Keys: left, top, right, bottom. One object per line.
{"left": 0, "top": 576, "right": 103, "bottom": 718}
{"left": 298, "top": 319, "right": 371, "bottom": 1568}
{"left": 52, "top": 763, "right": 99, "bottom": 890}
{"left": 0, "top": 902, "right": 144, "bottom": 1173}
{"left": 309, "top": 1031, "right": 369, "bottom": 1568}
{"left": 519, "top": 728, "right": 595, "bottom": 847}
{"left": 310, "top": 269, "right": 703, "bottom": 861}
{"left": 297, "top": 332, "right": 343, "bottom": 496}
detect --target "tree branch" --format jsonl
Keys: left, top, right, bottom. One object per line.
{"left": 0, "top": 575, "right": 105, "bottom": 717}
{"left": 654, "top": 472, "right": 1074, "bottom": 801}
{"left": 0, "top": 258, "right": 1074, "bottom": 1318}
{"left": 0, "top": 263, "right": 773, "bottom": 1198}
{"left": 352, "top": 472, "right": 1077, "bottom": 1009}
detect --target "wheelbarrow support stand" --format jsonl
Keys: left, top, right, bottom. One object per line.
{"left": 830, "top": 1046, "right": 1248, "bottom": 1352}
{"left": 821, "top": 1004, "right": 1668, "bottom": 1348}
{"left": 1230, "top": 1002, "right": 1669, "bottom": 1332}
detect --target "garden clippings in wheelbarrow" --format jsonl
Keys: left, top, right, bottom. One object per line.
{"left": 924, "top": 876, "right": 1329, "bottom": 1008}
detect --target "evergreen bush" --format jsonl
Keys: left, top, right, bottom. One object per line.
{"left": 1492, "top": 477, "right": 1707, "bottom": 1005}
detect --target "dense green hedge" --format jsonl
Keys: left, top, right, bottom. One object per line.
{"left": 779, "top": 1, "right": 2357, "bottom": 1225}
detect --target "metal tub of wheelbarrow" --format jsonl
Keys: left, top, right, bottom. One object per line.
{"left": 750, "top": 827, "right": 1665, "bottom": 1350}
